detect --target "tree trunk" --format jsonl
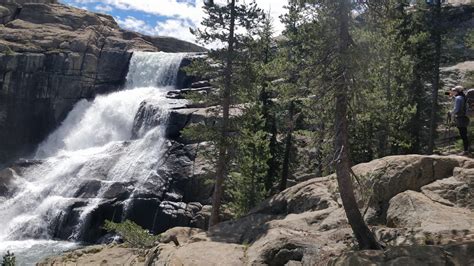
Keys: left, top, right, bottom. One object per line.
{"left": 209, "top": 0, "right": 236, "bottom": 228}
{"left": 261, "top": 85, "right": 278, "bottom": 193}
{"left": 334, "top": 0, "right": 381, "bottom": 250}
{"left": 280, "top": 101, "right": 295, "bottom": 192}
{"left": 428, "top": 0, "right": 442, "bottom": 154}
{"left": 266, "top": 117, "right": 278, "bottom": 192}
{"left": 381, "top": 48, "right": 392, "bottom": 156}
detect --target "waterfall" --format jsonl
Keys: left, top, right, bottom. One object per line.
{"left": 0, "top": 52, "right": 187, "bottom": 263}
{"left": 35, "top": 52, "right": 184, "bottom": 158}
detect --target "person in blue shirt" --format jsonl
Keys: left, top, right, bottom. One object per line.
{"left": 450, "top": 85, "right": 470, "bottom": 155}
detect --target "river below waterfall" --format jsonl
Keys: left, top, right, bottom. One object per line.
{"left": 0, "top": 52, "right": 187, "bottom": 265}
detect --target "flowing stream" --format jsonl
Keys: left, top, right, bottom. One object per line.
{"left": 0, "top": 52, "right": 187, "bottom": 265}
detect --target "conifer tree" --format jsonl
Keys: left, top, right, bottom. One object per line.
{"left": 402, "top": 0, "right": 438, "bottom": 153}
{"left": 280, "top": 0, "right": 381, "bottom": 249}
{"left": 428, "top": 0, "right": 443, "bottom": 154}
{"left": 226, "top": 13, "right": 275, "bottom": 215}
{"left": 190, "top": 0, "right": 264, "bottom": 227}
{"left": 350, "top": 0, "right": 418, "bottom": 159}
{"left": 332, "top": 0, "right": 381, "bottom": 250}
{"left": 252, "top": 15, "right": 280, "bottom": 193}
{"left": 228, "top": 107, "right": 270, "bottom": 216}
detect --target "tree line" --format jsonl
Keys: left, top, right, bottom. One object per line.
{"left": 184, "top": 0, "right": 463, "bottom": 249}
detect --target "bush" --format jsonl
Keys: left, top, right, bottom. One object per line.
{"left": 103, "top": 220, "right": 160, "bottom": 249}
{"left": 1, "top": 251, "right": 15, "bottom": 266}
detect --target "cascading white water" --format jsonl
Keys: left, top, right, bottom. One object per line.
{"left": 0, "top": 52, "right": 187, "bottom": 264}
{"left": 36, "top": 52, "right": 184, "bottom": 158}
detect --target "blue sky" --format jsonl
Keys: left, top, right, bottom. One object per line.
{"left": 59, "top": 0, "right": 287, "bottom": 44}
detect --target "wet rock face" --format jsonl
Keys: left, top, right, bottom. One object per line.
{"left": 131, "top": 100, "right": 165, "bottom": 139}
{"left": 69, "top": 140, "right": 206, "bottom": 243}
{"left": 0, "top": 0, "right": 205, "bottom": 166}
{"left": 0, "top": 168, "right": 16, "bottom": 197}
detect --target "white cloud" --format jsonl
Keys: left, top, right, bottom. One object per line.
{"left": 116, "top": 16, "right": 195, "bottom": 43}
{"left": 115, "top": 16, "right": 152, "bottom": 34}
{"left": 95, "top": 4, "right": 113, "bottom": 12}
{"left": 73, "top": 0, "right": 206, "bottom": 26}
{"left": 153, "top": 18, "right": 195, "bottom": 43}
{"left": 70, "top": 0, "right": 288, "bottom": 44}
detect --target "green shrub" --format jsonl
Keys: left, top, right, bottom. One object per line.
{"left": 1, "top": 251, "right": 15, "bottom": 266}
{"left": 103, "top": 220, "right": 160, "bottom": 249}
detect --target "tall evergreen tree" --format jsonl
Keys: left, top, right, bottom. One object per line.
{"left": 228, "top": 107, "right": 271, "bottom": 216}
{"left": 253, "top": 15, "right": 280, "bottom": 193}
{"left": 332, "top": 0, "right": 381, "bottom": 250}
{"left": 226, "top": 13, "right": 276, "bottom": 215}
{"left": 349, "top": 0, "right": 418, "bottom": 159}
{"left": 209, "top": 0, "right": 235, "bottom": 228}
{"left": 279, "top": 0, "right": 381, "bottom": 249}
{"left": 428, "top": 0, "right": 443, "bottom": 154}
{"left": 190, "top": 0, "right": 264, "bottom": 227}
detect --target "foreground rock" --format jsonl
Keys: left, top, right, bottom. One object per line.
{"left": 38, "top": 245, "right": 145, "bottom": 266}
{"left": 329, "top": 242, "right": 474, "bottom": 266}
{"left": 387, "top": 190, "right": 474, "bottom": 232}
{"left": 41, "top": 155, "right": 474, "bottom": 265}
{"left": 0, "top": 0, "right": 206, "bottom": 166}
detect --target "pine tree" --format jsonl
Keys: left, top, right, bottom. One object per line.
{"left": 428, "top": 0, "right": 442, "bottom": 154}
{"left": 252, "top": 15, "right": 280, "bottom": 193}
{"left": 349, "top": 0, "right": 418, "bottom": 159}
{"left": 279, "top": 0, "right": 381, "bottom": 249}
{"left": 271, "top": 1, "right": 316, "bottom": 190}
{"left": 224, "top": 12, "right": 276, "bottom": 215}
{"left": 402, "top": 0, "right": 438, "bottom": 153}
{"left": 209, "top": 0, "right": 235, "bottom": 228}
{"left": 228, "top": 106, "right": 270, "bottom": 216}
{"left": 332, "top": 0, "right": 381, "bottom": 250}
{"left": 190, "top": 0, "right": 265, "bottom": 227}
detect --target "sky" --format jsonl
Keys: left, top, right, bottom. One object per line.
{"left": 60, "top": 0, "right": 288, "bottom": 45}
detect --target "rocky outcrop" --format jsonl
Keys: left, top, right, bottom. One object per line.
{"left": 421, "top": 168, "right": 473, "bottom": 210}
{"left": 387, "top": 190, "right": 474, "bottom": 232}
{"left": 329, "top": 242, "right": 474, "bottom": 266}
{"left": 38, "top": 245, "right": 145, "bottom": 266}
{"left": 351, "top": 155, "right": 473, "bottom": 223}
{"left": 446, "top": 0, "right": 473, "bottom": 6}
{"left": 40, "top": 154, "right": 474, "bottom": 265}
{"left": 0, "top": 0, "right": 206, "bottom": 166}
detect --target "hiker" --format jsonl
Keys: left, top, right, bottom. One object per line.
{"left": 450, "top": 85, "right": 470, "bottom": 155}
